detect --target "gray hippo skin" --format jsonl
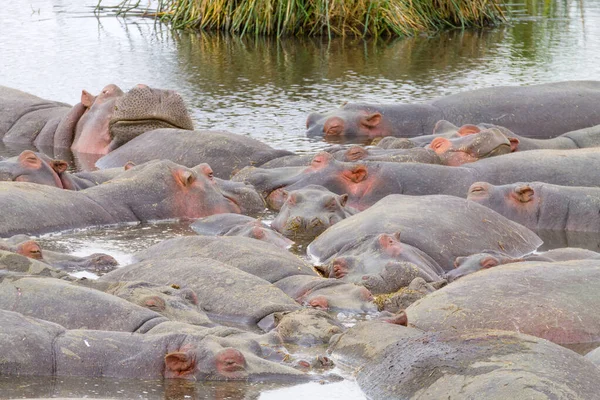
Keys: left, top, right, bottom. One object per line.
{"left": 306, "top": 81, "right": 600, "bottom": 139}
{"left": 99, "top": 256, "right": 301, "bottom": 328}
{"left": 0, "top": 310, "right": 309, "bottom": 381}
{"left": 0, "top": 276, "right": 168, "bottom": 332}
{"left": 356, "top": 329, "right": 600, "bottom": 400}
{"left": 271, "top": 185, "right": 357, "bottom": 241}
{"left": 0, "top": 160, "right": 242, "bottom": 237}
{"left": 191, "top": 213, "right": 293, "bottom": 249}
{"left": 308, "top": 194, "right": 542, "bottom": 271}
{"left": 316, "top": 232, "right": 445, "bottom": 294}
{"left": 133, "top": 236, "right": 377, "bottom": 313}
{"left": 0, "top": 150, "right": 128, "bottom": 190}
{"left": 0, "top": 84, "right": 193, "bottom": 154}
{"left": 407, "top": 259, "right": 600, "bottom": 351}
{"left": 235, "top": 148, "right": 600, "bottom": 209}
{"left": 95, "top": 128, "right": 293, "bottom": 179}
{"left": 468, "top": 181, "right": 600, "bottom": 232}
{"left": 446, "top": 248, "right": 600, "bottom": 282}
{"left": 0, "top": 250, "right": 70, "bottom": 279}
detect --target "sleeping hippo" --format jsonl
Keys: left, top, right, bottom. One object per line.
{"left": 305, "top": 81, "right": 600, "bottom": 140}
{"left": 191, "top": 214, "right": 292, "bottom": 249}
{"left": 133, "top": 236, "right": 377, "bottom": 314}
{"left": 0, "top": 160, "right": 244, "bottom": 237}
{"left": 0, "top": 150, "right": 128, "bottom": 190}
{"left": 0, "top": 310, "right": 312, "bottom": 382}
{"left": 467, "top": 181, "right": 600, "bottom": 232}
{"left": 0, "top": 84, "right": 193, "bottom": 154}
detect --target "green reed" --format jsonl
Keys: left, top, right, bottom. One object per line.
{"left": 99, "top": 0, "right": 505, "bottom": 38}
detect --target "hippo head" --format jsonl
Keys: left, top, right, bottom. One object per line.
{"left": 272, "top": 309, "right": 344, "bottom": 346}
{"left": 15, "top": 240, "right": 43, "bottom": 260}
{"left": 225, "top": 221, "right": 294, "bottom": 249}
{"left": 427, "top": 128, "right": 512, "bottom": 166}
{"left": 0, "top": 150, "right": 68, "bottom": 188}
{"left": 445, "top": 252, "right": 506, "bottom": 282}
{"left": 92, "top": 160, "right": 241, "bottom": 221}
{"left": 467, "top": 181, "right": 540, "bottom": 228}
{"left": 271, "top": 185, "right": 351, "bottom": 241}
{"left": 306, "top": 105, "right": 387, "bottom": 140}
{"left": 295, "top": 280, "right": 377, "bottom": 314}
{"left": 213, "top": 177, "right": 266, "bottom": 215}
{"left": 71, "top": 84, "right": 193, "bottom": 154}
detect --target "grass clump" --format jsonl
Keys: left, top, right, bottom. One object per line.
{"left": 100, "top": 0, "right": 505, "bottom": 38}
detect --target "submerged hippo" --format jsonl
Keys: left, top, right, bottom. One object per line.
{"left": 133, "top": 236, "right": 377, "bottom": 313}
{"left": 0, "top": 160, "right": 244, "bottom": 237}
{"left": 191, "top": 214, "right": 292, "bottom": 249}
{"left": 0, "top": 150, "right": 128, "bottom": 190}
{"left": 306, "top": 81, "right": 600, "bottom": 140}
{"left": 271, "top": 185, "right": 357, "bottom": 240}
{"left": 0, "top": 310, "right": 311, "bottom": 382}
{"left": 308, "top": 194, "right": 542, "bottom": 270}
{"left": 446, "top": 247, "right": 600, "bottom": 282}
{"left": 95, "top": 128, "right": 293, "bottom": 179}
{"left": 236, "top": 148, "right": 600, "bottom": 208}
{"left": 467, "top": 181, "right": 600, "bottom": 232}
{"left": 316, "top": 232, "right": 445, "bottom": 294}
{"left": 0, "top": 84, "right": 193, "bottom": 154}
{"left": 407, "top": 259, "right": 600, "bottom": 351}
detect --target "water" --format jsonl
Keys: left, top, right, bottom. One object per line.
{"left": 2, "top": 0, "right": 600, "bottom": 398}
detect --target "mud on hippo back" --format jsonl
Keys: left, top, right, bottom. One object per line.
{"left": 0, "top": 84, "right": 193, "bottom": 155}
{"left": 306, "top": 81, "right": 600, "bottom": 140}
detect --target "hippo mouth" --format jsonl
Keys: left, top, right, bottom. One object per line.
{"left": 476, "top": 143, "right": 511, "bottom": 158}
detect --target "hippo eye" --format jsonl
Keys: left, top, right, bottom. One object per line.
{"left": 470, "top": 186, "right": 485, "bottom": 194}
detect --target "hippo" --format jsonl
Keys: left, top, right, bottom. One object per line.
{"left": 0, "top": 150, "right": 129, "bottom": 190}
{"left": 0, "top": 276, "right": 169, "bottom": 332}
{"left": 95, "top": 128, "right": 294, "bottom": 179}
{"left": 272, "top": 309, "right": 344, "bottom": 346}
{"left": 191, "top": 213, "right": 293, "bottom": 249}
{"left": 271, "top": 185, "right": 357, "bottom": 240}
{"left": 406, "top": 259, "right": 600, "bottom": 351}
{"left": 0, "top": 310, "right": 312, "bottom": 382}
{"left": 308, "top": 194, "right": 542, "bottom": 271}
{"left": 305, "top": 81, "right": 600, "bottom": 140}
{"left": 0, "top": 249, "right": 70, "bottom": 280}
{"left": 315, "top": 232, "right": 445, "bottom": 294}
{"left": 355, "top": 329, "right": 600, "bottom": 399}
{"left": 0, "top": 160, "right": 243, "bottom": 237}
{"left": 133, "top": 236, "right": 377, "bottom": 313}
{"left": 235, "top": 148, "right": 600, "bottom": 209}
{"left": 446, "top": 247, "right": 600, "bottom": 282}
{"left": 77, "top": 280, "right": 213, "bottom": 327}
{"left": 99, "top": 256, "right": 302, "bottom": 328}
{"left": 467, "top": 181, "right": 600, "bottom": 232}
{"left": 0, "top": 84, "right": 193, "bottom": 154}
{"left": 0, "top": 235, "right": 118, "bottom": 274}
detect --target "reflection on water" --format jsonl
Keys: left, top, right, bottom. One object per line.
{"left": 2, "top": 1, "right": 600, "bottom": 154}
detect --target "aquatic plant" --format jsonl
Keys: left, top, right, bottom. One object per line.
{"left": 98, "top": 0, "right": 505, "bottom": 38}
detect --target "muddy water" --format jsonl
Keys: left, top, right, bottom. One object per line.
{"left": 3, "top": 0, "right": 600, "bottom": 398}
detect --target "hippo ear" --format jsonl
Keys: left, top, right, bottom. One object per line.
{"left": 124, "top": 161, "right": 136, "bottom": 171}
{"left": 81, "top": 90, "right": 96, "bottom": 108}
{"left": 480, "top": 257, "right": 499, "bottom": 269}
{"left": 343, "top": 165, "right": 367, "bottom": 183}
{"left": 50, "top": 160, "right": 68, "bottom": 174}
{"left": 273, "top": 312, "right": 286, "bottom": 326}
{"left": 508, "top": 137, "right": 520, "bottom": 152}
{"left": 360, "top": 113, "right": 382, "bottom": 128}
{"left": 308, "top": 296, "right": 329, "bottom": 310}
{"left": 143, "top": 296, "right": 166, "bottom": 312}
{"left": 457, "top": 124, "right": 481, "bottom": 136}
{"left": 393, "top": 232, "right": 401, "bottom": 241}
{"left": 165, "top": 351, "right": 196, "bottom": 376}
{"left": 428, "top": 137, "right": 451, "bottom": 153}
{"left": 433, "top": 120, "right": 459, "bottom": 134}
{"left": 513, "top": 185, "right": 534, "bottom": 203}
{"left": 338, "top": 194, "right": 348, "bottom": 207}
{"left": 176, "top": 170, "right": 195, "bottom": 187}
